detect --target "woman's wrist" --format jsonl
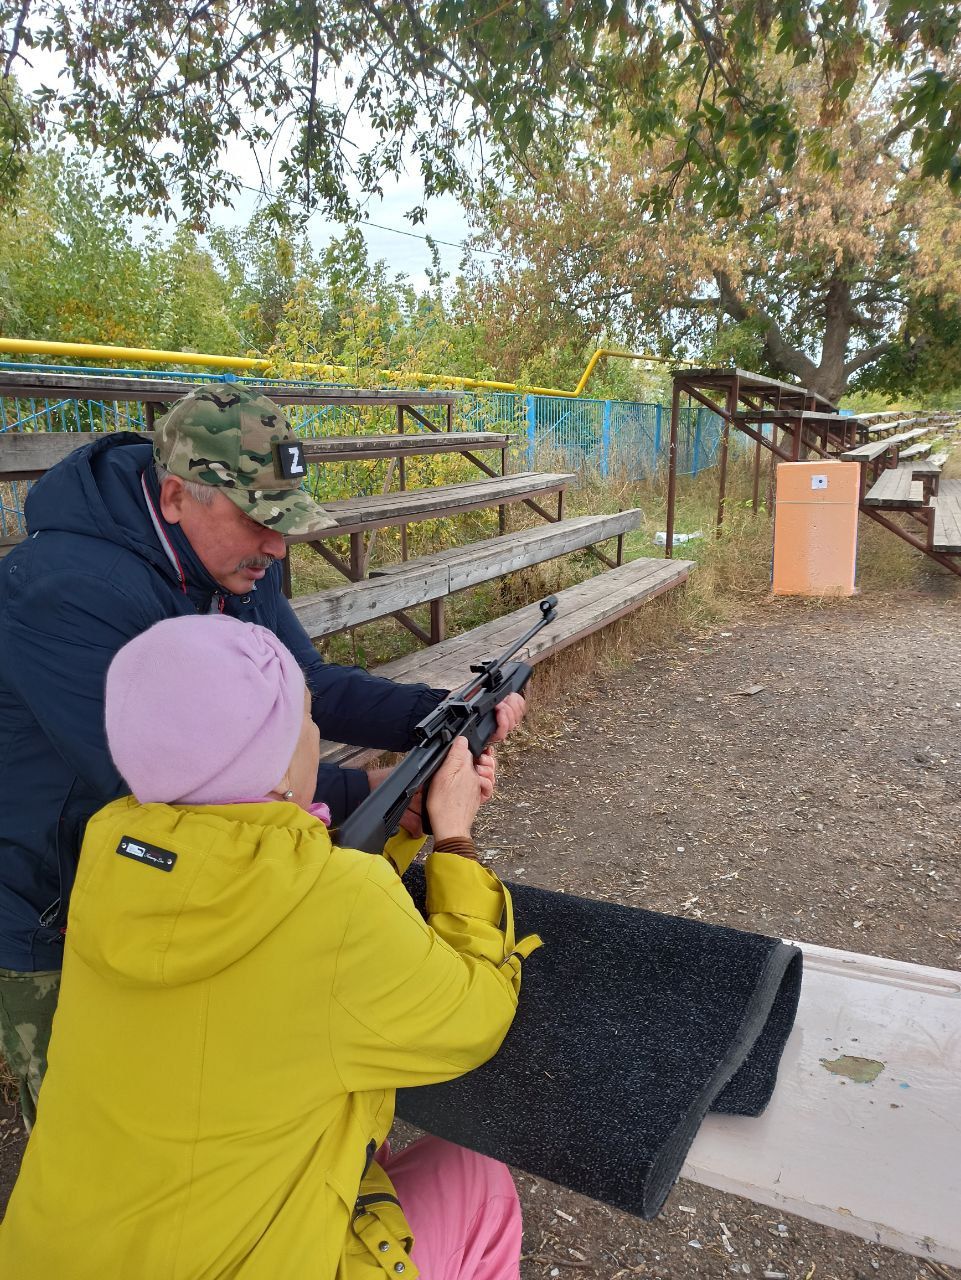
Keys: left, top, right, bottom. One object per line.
{"left": 429, "top": 822, "right": 471, "bottom": 844}
{"left": 433, "top": 835, "right": 478, "bottom": 860}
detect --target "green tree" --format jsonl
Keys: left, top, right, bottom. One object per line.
{"left": 1, "top": 3, "right": 959, "bottom": 225}
{"left": 156, "top": 224, "right": 244, "bottom": 355}
{"left": 0, "top": 149, "right": 165, "bottom": 346}
{"left": 0, "top": 148, "right": 241, "bottom": 355}
{"left": 208, "top": 213, "right": 320, "bottom": 351}
{"left": 470, "top": 67, "right": 961, "bottom": 403}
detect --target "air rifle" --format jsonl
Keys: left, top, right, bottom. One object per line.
{"left": 336, "top": 595, "right": 558, "bottom": 855}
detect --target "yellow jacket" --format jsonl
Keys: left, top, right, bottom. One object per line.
{"left": 0, "top": 797, "right": 539, "bottom": 1279}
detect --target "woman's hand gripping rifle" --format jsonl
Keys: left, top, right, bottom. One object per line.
{"left": 336, "top": 597, "right": 558, "bottom": 854}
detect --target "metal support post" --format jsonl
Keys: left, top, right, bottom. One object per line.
{"left": 601, "top": 399, "right": 611, "bottom": 479}
{"left": 716, "top": 379, "right": 737, "bottom": 537}
{"left": 665, "top": 379, "right": 681, "bottom": 558}
{"left": 397, "top": 405, "right": 408, "bottom": 562}
{"left": 525, "top": 395, "right": 536, "bottom": 470}
{"left": 430, "top": 598, "right": 446, "bottom": 644}
{"left": 499, "top": 445, "right": 507, "bottom": 536}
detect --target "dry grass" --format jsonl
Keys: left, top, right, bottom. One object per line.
{"left": 288, "top": 459, "right": 778, "bottom": 674}
{"left": 284, "top": 452, "right": 961, "bottom": 748}
{"left": 0, "top": 1053, "right": 17, "bottom": 1106}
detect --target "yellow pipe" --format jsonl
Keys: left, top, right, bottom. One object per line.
{"left": 573, "top": 348, "right": 676, "bottom": 396}
{"left": 0, "top": 337, "right": 678, "bottom": 398}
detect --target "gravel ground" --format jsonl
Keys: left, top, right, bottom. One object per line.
{"left": 467, "top": 588, "right": 961, "bottom": 1280}
{"left": 2, "top": 587, "right": 959, "bottom": 1280}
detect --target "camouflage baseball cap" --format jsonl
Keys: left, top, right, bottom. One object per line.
{"left": 153, "top": 384, "right": 338, "bottom": 535}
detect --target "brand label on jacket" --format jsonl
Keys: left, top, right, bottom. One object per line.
{"left": 116, "top": 835, "right": 177, "bottom": 872}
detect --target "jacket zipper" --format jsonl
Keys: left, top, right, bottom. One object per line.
{"left": 353, "top": 1140, "right": 403, "bottom": 1219}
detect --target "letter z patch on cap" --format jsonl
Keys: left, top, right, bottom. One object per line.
{"left": 117, "top": 835, "right": 177, "bottom": 872}
{"left": 272, "top": 440, "right": 306, "bottom": 480}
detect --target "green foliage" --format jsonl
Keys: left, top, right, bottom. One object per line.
{"left": 2, "top": 3, "right": 960, "bottom": 226}
{"left": 0, "top": 148, "right": 241, "bottom": 353}
{"left": 0, "top": 75, "right": 31, "bottom": 200}
{"left": 854, "top": 294, "right": 961, "bottom": 400}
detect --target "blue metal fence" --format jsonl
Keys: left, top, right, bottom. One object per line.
{"left": 519, "top": 392, "right": 721, "bottom": 477}
{"left": 0, "top": 365, "right": 724, "bottom": 535}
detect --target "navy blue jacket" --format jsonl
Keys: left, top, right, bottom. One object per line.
{"left": 0, "top": 434, "right": 444, "bottom": 971}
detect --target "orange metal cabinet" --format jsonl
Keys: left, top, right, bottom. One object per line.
{"left": 772, "top": 461, "right": 860, "bottom": 596}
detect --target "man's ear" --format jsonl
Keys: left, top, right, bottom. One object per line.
{"left": 158, "top": 475, "right": 186, "bottom": 525}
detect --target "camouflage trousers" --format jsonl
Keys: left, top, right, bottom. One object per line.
{"left": 0, "top": 967, "right": 61, "bottom": 1130}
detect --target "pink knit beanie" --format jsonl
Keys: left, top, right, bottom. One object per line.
{"left": 104, "top": 615, "right": 306, "bottom": 805}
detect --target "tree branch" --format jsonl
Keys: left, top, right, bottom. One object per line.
{"left": 843, "top": 341, "right": 896, "bottom": 376}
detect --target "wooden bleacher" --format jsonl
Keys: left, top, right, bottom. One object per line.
{"left": 314, "top": 557, "right": 692, "bottom": 766}
{"left": 897, "top": 439, "right": 934, "bottom": 460}
{"left": 840, "top": 427, "right": 933, "bottom": 461}
{"left": 0, "top": 373, "right": 693, "bottom": 716}
{"left": 931, "top": 477, "right": 961, "bottom": 552}
{"left": 862, "top": 467, "right": 924, "bottom": 508}
{"left": 294, "top": 511, "right": 642, "bottom": 641}
{"left": 292, "top": 472, "right": 575, "bottom": 553}
{"left": 0, "top": 427, "right": 509, "bottom": 478}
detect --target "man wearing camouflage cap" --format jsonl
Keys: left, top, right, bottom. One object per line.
{"left": 0, "top": 382, "right": 525, "bottom": 1127}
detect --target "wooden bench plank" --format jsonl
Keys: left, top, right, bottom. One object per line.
{"left": 292, "top": 473, "right": 574, "bottom": 541}
{"left": 864, "top": 417, "right": 923, "bottom": 435}
{"left": 897, "top": 440, "right": 933, "bottom": 460}
{"left": 863, "top": 467, "right": 924, "bottom": 508}
{"left": 683, "top": 942, "right": 961, "bottom": 1267}
{"left": 908, "top": 456, "right": 944, "bottom": 475}
{"left": 841, "top": 428, "right": 932, "bottom": 462}
{"left": 0, "top": 430, "right": 139, "bottom": 479}
{"left": 0, "top": 428, "right": 509, "bottom": 478}
{"left": 315, "top": 557, "right": 692, "bottom": 764}
{"left": 0, "top": 369, "right": 461, "bottom": 409}
{"left": 842, "top": 440, "right": 900, "bottom": 462}
{"left": 932, "top": 480, "right": 961, "bottom": 551}
{"left": 374, "top": 557, "right": 685, "bottom": 685}
{"left": 370, "top": 511, "right": 642, "bottom": 588}
{"left": 293, "top": 512, "right": 644, "bottom": 640}
{"left": 301, "top": 432, "right": 508, "bottom": 461}
{"left": 293, "top": 566, "right": 450, "bottom": 639}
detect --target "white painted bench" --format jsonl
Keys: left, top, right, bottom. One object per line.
{"left": 684, "top": 941, "right": 961, "bottom": 1267}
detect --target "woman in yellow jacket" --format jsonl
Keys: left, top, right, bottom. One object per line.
{"left": 0, "top": 615, "right": 540, "bottom": 1279}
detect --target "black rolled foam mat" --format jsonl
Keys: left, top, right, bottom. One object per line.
{"left": 396, "top": 865, "right": 803, "bottom": 1220}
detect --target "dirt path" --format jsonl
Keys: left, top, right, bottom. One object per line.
{"left": 471, "top": 589, "right": 960, "bottom": 1280}
{"left": 2, "top": 589, "right": 958, "bottom": 1280}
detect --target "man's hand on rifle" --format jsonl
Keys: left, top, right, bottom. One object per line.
{"left": 490, "top": 692, "right": 526, "bottom": 744}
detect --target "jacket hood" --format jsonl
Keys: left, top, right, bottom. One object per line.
{"left": 69, "top": 797, "right": 333, "bottom": 987}
{"left": 24, "top": 432, "right": 236, "bottom": 602}
{"left": 24, "top": 433, "right": 170, "bottom": 571}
